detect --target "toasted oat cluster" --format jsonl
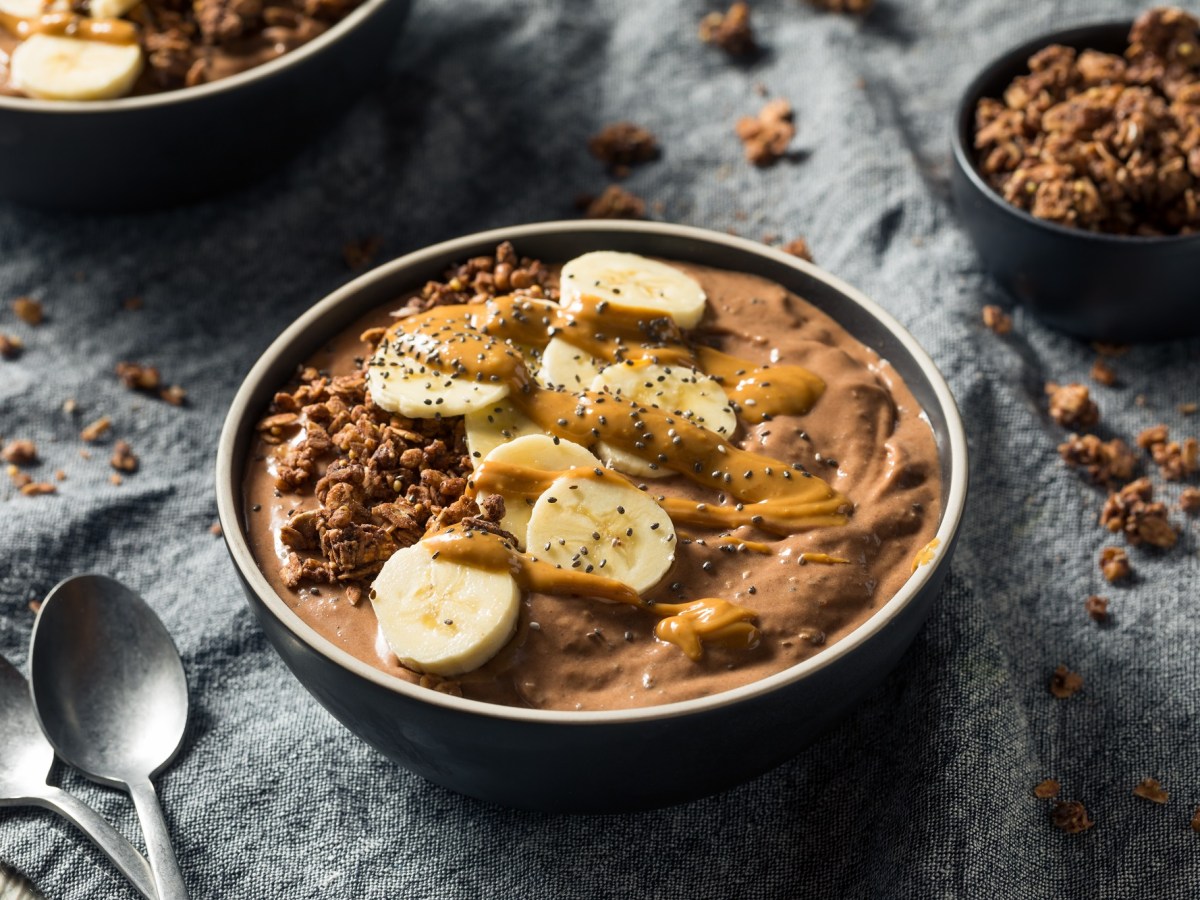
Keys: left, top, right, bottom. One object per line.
{"left": 974, "top": 7, "right": 1200, "bottom": 235}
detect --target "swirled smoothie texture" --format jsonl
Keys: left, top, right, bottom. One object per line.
{"left": 242, "top": 246, "right": 941, "bottom": 711}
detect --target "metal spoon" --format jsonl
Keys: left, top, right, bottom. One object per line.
{"left": 0, "top": 655, "right": 156, "bottom": 899}
{"left": 30, "top": 574, "right": 190, "bottom": 900}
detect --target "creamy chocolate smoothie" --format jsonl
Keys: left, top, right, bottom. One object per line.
{"left": 242, "top": 245, "right": 941, "bottom": 711}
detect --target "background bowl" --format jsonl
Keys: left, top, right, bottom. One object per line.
{"left": 215, "top": 220, "right": 969, "bottom": 812}
{"left": 950, "top": 21, "right": 1200, "bottom": 344}
{"left": 0, "top": 0, "right": 410, "bottom": 212}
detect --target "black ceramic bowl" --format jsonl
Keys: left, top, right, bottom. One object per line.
{"left": 215, "top": 221, "right": 969, "bottom": 812}
{"left": 0, "top": 0, "right": 409, "bottom": 212}
{"left": 951, "top": 21, "right": 1200, "bottom": 344}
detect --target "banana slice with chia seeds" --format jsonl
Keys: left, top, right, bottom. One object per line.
{"left": 533, "top": 336, "right": 605, "bottom": 392}
{"left": 464, "top": 402, "right": 541, "bottom": 467}
{"left": 559, "top": 251, "right": 707, "bottom": 329}
{"left": 367, "top": 331, "right": 509, "bottom": 418}
{"left": 11, "top": 34, "right": 143, "bottom": 102}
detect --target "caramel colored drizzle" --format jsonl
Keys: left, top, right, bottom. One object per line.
{"left": 0, "top": 11, "right": 140, "bottom": 45}
{"left": 800, "top": 552, "right": 850, "bottom": 565}
{"left": 911, "top": 537, "right": 940, "bottom": 572}
{"left": 425, "top": 527, "right": 761, "bottom": 660}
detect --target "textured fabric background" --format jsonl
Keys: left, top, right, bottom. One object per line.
{"left": 2, "top": 1, "right": 1199, "bottom": 897}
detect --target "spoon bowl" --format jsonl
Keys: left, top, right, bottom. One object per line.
{"left": 31, "top": 573, "right": 190, "bottom": 899}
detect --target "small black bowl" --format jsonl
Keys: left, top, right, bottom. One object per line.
{"left": 950, "top": 21, "right": 1200, "bottom": 344}
{"left": 0, "top": 0, "right": 410, "bottom": 212}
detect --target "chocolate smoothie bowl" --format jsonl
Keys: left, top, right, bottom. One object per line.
{"left": 217, "top": 221, "right": 968, "bottom": 811}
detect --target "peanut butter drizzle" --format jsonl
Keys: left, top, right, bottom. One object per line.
{"left": 0, "top": 11, "right": 140, "bottom": 45}
{"left": 374, "top": 291, "right": 853, "bottom": 661}
{"left": 424, "top": 526, "right": 761, "bottom": 660}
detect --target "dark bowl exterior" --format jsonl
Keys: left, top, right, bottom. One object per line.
{"left": 950, "top": 22, "right": 1200, "bottom": 344}
{"left": 216, "top": 222, "right": 968, "bottom": 812}
{"left": 0, "top": 0, "right": 409, "bottom": 212}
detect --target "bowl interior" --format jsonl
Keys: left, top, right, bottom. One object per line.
{"left": 217, "top": 221, "right": 969, "bottom": 723}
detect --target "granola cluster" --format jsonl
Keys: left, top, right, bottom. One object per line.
{"left": 1099, "top": 477, "right": 1178, "bottom": 547}
{"left": 735, "top": 99, "right": 796, "bottom": 166}
{"left": 699, "top": 3, "right": 757, "bottom": 57}
{"left": 974, "top": 7, "right": 1200, "bottom": 235}
{"left": 262, "top": 245, "right": 537, "bottom": 595}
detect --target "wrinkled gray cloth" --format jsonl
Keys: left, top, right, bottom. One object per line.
{"left": 2, "top": 0, "right": 1199, "bottom": 897}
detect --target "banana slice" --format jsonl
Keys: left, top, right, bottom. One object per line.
{"left": 476, "top": 434, "right": 601, "bottom": 549}
{"left": 89, "top": 0, "right": 140, "bottom": 18}
{"left": 464, "top": 401, "right": 541, "bottom": 466}
{"left": 368, "top": 334, "right": 509, "bottom": 418}
{"left": 526, "top": 474, "right": 676, "bottom": 594}
{"left": 559, "top": 251, "right": 707, "bottom": 329}
{"left": 11, "top": 34, "right": 143, "bottom": 102}
{"left": 534, "top": 336, "right": 604, "bottom": 391}
{"left": 0, "top": 0, "right": 45, "bottom": 16}
{"left": 370, "top": 541, "right": 520, "bottom": 677}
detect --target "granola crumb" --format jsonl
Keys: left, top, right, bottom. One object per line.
{"left": 982, "top": 304, "right": 1012, "bottom": 334}
{"left": 210, "top": 521, "right": 224, "bottom": 537}
{"left": 1090, "top": 358, "right": 1117, "bottom": 387}
{"left": 343, "top": 236, "right": 382, "bottom": 271}
{"left": 1099, "top": 547, "right": 1128, "bottom": 580}
{"left": 115, "top": 361, "right": 162, "bottom": 392}
{"left": 109, "top": 440, "right": 139, "bottom": 474}
{"left": 54, "top": 469, "right": 66, "bottom": 481}
{"left": 1180, "top": 403, "right": 1198, "bottom": 416}
{"left": 1049, "top": 664, "right": 1083, "bottom": 699}
{"left": 0, "top": 332, "right": 23, "bottom": 359}
{"left": 587, "top": 123, "right": 660, "bottom": 177}
{"left": 1058, "top": 434, "right": 1136, "bottom": 486}
{"left": 807, "top": 0, "right": 873, "bottom": 13}
{"left": 1137, "top": 425, "right": 1198, "bottom": 481}
{"left": 1192, "top": 807, "right": 1200, "bottom": 833}
{"left": 1133, "top": 777, "right": 1169, "bottom": 804}
{"left": 122, "top": 295, "right": 144, "bottom": 311}
{"left": 7, "top": 464, "right": 30, "bottom": 488}
{"left": 80, "top": 416, "right": 112, "bottom": 443}
{"left": 12, "top": 297, "right": 43, "bottom": 325}
{"left": 1181, "top": 487, "right": 1200, "bottom": 514}
{"left": 28, "top": 599, "right": 41, "bottom": 614}
{"left": 1084, "top": 594, "right": 1109, "bottom": 622}
{"left": 781, "top": 238, "right": 814, "bottom": 262}
{"left": 160, "top": 385, "right": 188, "bottom": 406}
{"left": 1, "top": 439, "right": 37, "bottom": 465}
{"left": 1051, "top": 800, "right": 1094, "bottom": 833}
{"left": 19, "top": 481, "right": 56, "bottom": 496}
{"left": 1100, "top": 478, "right": 1178, "bottom": 548}
{"left": 699, "top": 2, "right": 757, "bottom": 57}
{"left": 1092, "top": 342, "right": 1129, "bottom": 357}
{"left": 1046, "top": 383, "right": 1100, "bottom": 430}
{"left": 579, "top": 185, "right": 647, "bottom": 220}
{"left": 735, "top": 99, "right": 795, "bottom": 167}
{"left": 1034, "top": 778, "right": 1062, "bottom": 799}
{"left": 62, "top": 398, "right": 77, "bottom": 415}
{"left": 78, "top": 449, "right": 91, "bottom": 460}
{"left": 109, "top": 473, "right": 123, "bottom": 486}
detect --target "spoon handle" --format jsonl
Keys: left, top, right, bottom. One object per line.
{"left": 128, "top": 779, "right": 188, "bottom": 900}
{"left": 31, "top": 786, "right": 157, "bottom": 900}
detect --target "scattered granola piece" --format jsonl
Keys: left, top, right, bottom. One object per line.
{"left": 28, "top": 600, "right": 41, "bottom": 614}
{"left": 116, "top": 361, "right": 162, "bottom": 392}
{"left": 62, "top": 398, "right": 77, "bottom": 415}
{"left": 1, "top": 439, "right": 37, "bottom": 465}
{"left": 109, "top": 440, "right": 139, "bottom": 474}
{"left": 1192, "top": 807, "right": 1200, "bottom": 833}
{"left": 1138, "top": 426, "right": 1198, "bottom": 481}
{"left": 8, "top": 465, "right": 31, "bottom": 488}
{"left": 1100, "top": 478, "right": 1179, "bottom": 548}
{"left": 19, "top": 481, "right": 56, "bottom": 496}
{"left": 1058, "top": 433, "right": 1136, "bottom": 486}
{"left": 1099, "top": 547, "right": 1128, "bottom": 580}
{"left": 12, "top": 297, "right": 43, "bottom": 325}
{"left": 1181, "top": 487, "right": 1200, "bottom": 514}
{"left": 343, "top": 236, "right": 382, "bottom": 271}
{"left": 1090, "top": 358, "right": 1117, "bottom": 387}
{"left": 807, "top": 0, "right": 873, "bottom": 13}
{"left": 210, "top": 521, "right": 224, "bottom": 537}
{"left": 982, "top": 305, "right": 1012, "bottom": 335}
{"left": 109, "top": 473, "right": 123, "bottom": 486}
{"left": 122, "top": 296, "right": 144, "bottom": 311}
{"left": 780, "top": 238, "right": 814, "bottom": 262}
{"left": 699, "top": 2, "right": 756, "bottom": 57}
{"left": 54, "top": 469, "right": 66, "bottom": 481}
{"left": 1133, "top": 778, "right": 1169, "bottom": 804}
{"left": 1049, "top": 664, "right": 1083, "bottom": 698}
{"left": 1084, "top": 594, "right": 1109, "bottom": 622}
{"left": 1046, "top": 383, "right": 1100, "bottom": 430}
{"left": 160, "top": 385, "right": 188, "bottom": 406}
{"left": 1137, "top": 424, "right": 1169, "bottom": 450}
{"left": 587, "top": 123, "right": 660, "bottom": 177}
{"left": 735, "top": 99, "right": 795, "bottom": 167}
{"left": 1051, "top": 800, "right": 1094, "bottom": 833}
{"left": 1034, "top": 779, "right": 1062, "bottom": 799}
{"left": 0, "top": 333, "right": 23, "bottom": 359}
{"left": 1092, "top": 342, "right": 1129, "bottom": 357}
{"left": 80, "top": 416, "right": 112, "bottom": 443}
{"left": 579, "top": 185, "right": 647, "bottom": 220}
{"left": 1180, "top": 402, "right": 1198, "bottom": 416}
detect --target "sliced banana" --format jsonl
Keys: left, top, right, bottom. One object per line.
{"left": 464, "top": 401, "right": 541, "bottom": 466}
{"left": 526, "top": 473, "right": 676, "bottom": 594}
{"left": 534, "top": 335, "right": 604, "bottom": 391}
{"left": 476, "top": 434, "right": 601, "bottom": 549}
{"left": 89, "top": 0, "right": 139, "bottom": 17}
{"left": 368, "top": 334, "right": 509, "bottom": 418}
{"left": 370, "top": 541, "right": 520, "bottom": 677}
{"left": 0, "top": 0, "right": 45, "bottom": 16}
{"left": 11, "top": 34, "right": 144, "bottom": 102}
{"left": 593, "top": 359, "right": 736, "bottom": 435}
{"left": 559, "top": 251, "right": 707, "bottom": 329}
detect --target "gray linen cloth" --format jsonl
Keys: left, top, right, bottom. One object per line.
{"left": 3, "top": 0, "right": 1199, "bottom": 896}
